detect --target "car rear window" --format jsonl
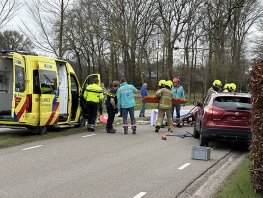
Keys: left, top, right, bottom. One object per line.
{"left": 213, "top": 96, "right": 252, "bottom": 110}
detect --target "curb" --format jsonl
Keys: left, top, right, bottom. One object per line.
{"left": 176, "top": 151, "right": 245, "bottom": 198}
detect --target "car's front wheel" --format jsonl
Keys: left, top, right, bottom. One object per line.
{"left": 200, "top": 126, "right": 209, "bottom": 146}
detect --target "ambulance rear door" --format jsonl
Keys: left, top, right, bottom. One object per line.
{"left": 12, "top": 52, "right": 27, "bottom": 122}
{"left": 38, "top": 59, "right": 59, "bottom": 126}
{"left": 82, "top": 73, "right": 101, "bottom": 91}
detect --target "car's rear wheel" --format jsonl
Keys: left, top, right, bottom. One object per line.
{"left": 200, "top": 126, "right": 209, "bottom": 146}
{"left": 193, "top": 125, "right": 200, "bottom": 139}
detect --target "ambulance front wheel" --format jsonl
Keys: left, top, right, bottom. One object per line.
{"left": 31, "top": 126, "right": 48, "bottom": 135}
{"left": 75, "top": 114, "right": 86, "bottom": 128}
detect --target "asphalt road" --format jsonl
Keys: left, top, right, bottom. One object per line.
{"left": 0, "top": 121, "right": 248, "bottom": 198}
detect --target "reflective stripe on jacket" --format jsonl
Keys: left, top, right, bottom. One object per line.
{"left": 84, "top": 83, "right": 104, "bottom": 103}
{"left": 156, "top": 88, "right": 173, "bottom": 109}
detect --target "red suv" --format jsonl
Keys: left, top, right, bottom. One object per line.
{"left": 193, "top": 92, "right": 252, "bottom": 146}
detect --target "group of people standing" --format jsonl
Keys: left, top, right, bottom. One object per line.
{"left": 208, "top": 80, "right": 237, "bottom": 94}
{"left": 83, "top": 77, "right": 138, "bottom": 134}
{"left": 83, "top": 76, "right": 186, "bottom": 135}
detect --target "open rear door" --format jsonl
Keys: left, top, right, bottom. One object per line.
{"left": 12, "top": 53, "right": 27, "bottom": 122}
{"left": 38, "top": 59, "right": 59, "bottom": 126}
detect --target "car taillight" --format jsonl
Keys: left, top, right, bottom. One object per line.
{"left": 213, "top": 109, "right": 223, "bottom": 116}
{"left": 205, "top": 107, "right": 223, "bottom": 116}
{"left": 26, "top": 94, "right": 32, "bottom": 113}
{"left": 205, "top": 107, "right": 213, "bottom": 114}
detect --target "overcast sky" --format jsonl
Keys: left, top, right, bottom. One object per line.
{"left": 4, "top": 0, "right": 263, "bottom": 58}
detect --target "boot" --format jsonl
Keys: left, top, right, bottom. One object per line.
{"left": 89, "top": 125, "right": 95, "bottom": 132}
{"left": 132, "top": 126, "right": 137, "bottom": 134}
{"left": 155, "top": 126, "right": 160, "bottom": 133}
{"left": 123, "top": 126, "right": 128, "bottom": 134}
{"left": 106, "top": 128, "right": 116, "bottom": 133}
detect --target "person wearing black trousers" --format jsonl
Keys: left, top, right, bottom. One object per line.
{"left": 105, "top": 81, "right": 120, "bottom": 133}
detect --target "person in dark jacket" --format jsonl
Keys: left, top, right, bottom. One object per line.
{"left": 105, "top": 81, "right": 120, "bottom": 133}
{"left": 139, "top": 83, "right": 148, "bottom": 117}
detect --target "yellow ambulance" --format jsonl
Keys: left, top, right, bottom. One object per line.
{"left": 0, "top": 50, "right": 98, "bottom": 134}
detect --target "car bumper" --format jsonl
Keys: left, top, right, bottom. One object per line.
{"left": 202, "top": 127, "right": 251, "bottom": 142}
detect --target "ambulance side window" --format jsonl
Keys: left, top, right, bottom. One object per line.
{"left": 15, "top": 65, "right": 25, "bottom": 92}
{"left": 39, "top": 70, "right": 57, "bottom": 94}
{"left": 33, "top": 70, "right": 40, "bottom": 94}
{"left": 70, "top": 75, "right": 78, "bottom": 93}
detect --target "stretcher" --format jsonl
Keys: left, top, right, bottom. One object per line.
{"left": 142, "top": 95, "right": 188, "bottom": 105}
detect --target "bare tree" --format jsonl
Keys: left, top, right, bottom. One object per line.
{"left": 0, "top": 0, "right": 20, "bottom": 29}
{"left": 252, "top": 21, "right": 263, "bottom": 61}
{"left": 155, "top": 0, "right": 201, "bottom": 79}
{"left": 0, "top": 30, "right": 33, "bottom": 50}
{"left": 229, "top": 0, "right": 263, "bottom": 88}
{"left": 21, "top": 0, "right": 71, "bottom": 58}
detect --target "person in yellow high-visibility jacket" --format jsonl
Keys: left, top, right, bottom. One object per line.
{"left": 84, "top": 78, "right": 104, "bottom": 132}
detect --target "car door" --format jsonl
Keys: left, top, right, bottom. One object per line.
{"left": 195, "top": 93, "right": 212, "bottom": 131}
{"left": 12, "top": 52, "right": 27, "bottom": 122}
{"left": 38, "top": 59, "right": 59, "bottom": 126}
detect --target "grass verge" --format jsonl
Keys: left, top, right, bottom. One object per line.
{"left": 215, "top": 155, "right": 262, "bottom": 198}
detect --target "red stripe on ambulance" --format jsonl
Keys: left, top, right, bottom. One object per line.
{"left": 45, "top": 102, "right": 59, "bottom": 125}
{"left": 16, "top": 100, "right": 26, "bottom": 120}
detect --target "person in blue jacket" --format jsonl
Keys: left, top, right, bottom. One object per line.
{"left": 117, "top": 77, "right": 138, "bottom": 134}
{"left": 139, "top": 83, "right": 148, "bottom": 117}
{"left": 172, "top": 77, "right": 185, "bottom": 128}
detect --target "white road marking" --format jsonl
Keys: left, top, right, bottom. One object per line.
{"left": 82, "top": 134, "right": 96, "bottom": 138}
{"left": 22, "top": 145, "right": 43, "bottom": 151}
{"left": 133, "top": 192, "right": 147, "bottom": 198}
{"left": 178, "top": 163, "right": 191, "bottom": 170}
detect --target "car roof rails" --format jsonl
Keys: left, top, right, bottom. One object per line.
{"left": 0, "top": 50, "right": 37, "bottom": 56}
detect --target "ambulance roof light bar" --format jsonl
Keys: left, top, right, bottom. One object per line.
{"left": 0, "top": 50, "right": 37, "bottom": 56}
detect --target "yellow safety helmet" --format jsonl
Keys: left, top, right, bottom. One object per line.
{"left": 223, "top": 84, "right": 229, "bottom": 92}
{"left": 165, "top": 80, "right": 173, "bottom": 88}
{"left": 230, "top": 83, "right": 236, "bottom": 91}
{"left": 213, "top": 80, "right": 222, "bottom": 87}
{"left": 223, "top": 84, "right": 229, "bottom": 90}
{"left": 158, "top": 79, "right": 166, "bottom": 87}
